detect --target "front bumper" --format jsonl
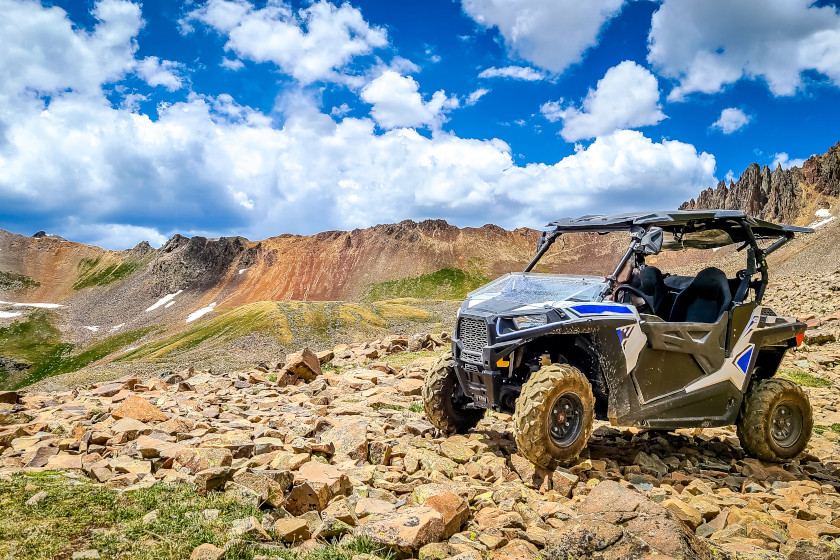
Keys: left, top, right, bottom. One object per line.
{"left": 452, "top": 314, "right": 520, "bottom": 410}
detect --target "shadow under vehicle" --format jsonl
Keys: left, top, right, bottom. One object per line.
{"left": 422, "top": 210, "right": 814, "bottom": 468}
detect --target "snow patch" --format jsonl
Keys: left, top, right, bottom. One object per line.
{"left": 186, "top": 302, "right": 216, "bottom": 323}
{"left": 238, "top": 268, "right": 248, "bottom": 275}
{"left": 810, "top": 216, "right": 837, "bottom": 229}
{"left": 83, "top": 326, "right": 100, "bottom": 332}
{"left": 815, "top": 208, "right": 831, "bottom": 218}
{"left": 164, "top": 301, "right": 175, "bottom": 308}
{"left": 111, "top": 323, "right": 125, "bottom": 332}
{"left": 5, "top": 301, "right": 62, "bottom": 309}
{"left": 146, "top": 290, "right": 183, "bottom": 312}
{"left": 0, "top": 311, "right": 22, "bottom": 319}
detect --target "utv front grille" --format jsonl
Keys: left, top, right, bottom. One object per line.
{"left": 458, "top": 317, "right": 488, "bottom": 353}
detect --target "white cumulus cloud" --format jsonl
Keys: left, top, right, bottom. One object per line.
{"left": 466, "top": 88, "right": 490, "bottom": 106}
{"left": 0, "top": 0, "right": 718, "bottom": 251}
{"left": 540, "top": 61, "right": 666, "bottom": 142}
{"left": 136, "top": 56, "right": 185, "bottom": 90}
{"left": 360, "top": 71, "right": 459, "bottom": 130}
{"left": 711, "top": 108, "right": 751, "bottom": 134}
{"left": 185, "top": 0, "right": 388, "bottom": 85}
{"left": 0, "top": 0, "right": 141, "bottom": 96}
{"left": 771, "top": 152, "right": 808, "bottom": 170}
{"left": 462, "top": 0, "right": 625, "bottom": 73}
{"left": 478, "top": 66, "right": 546, "bottom": 81}
{"left": 649, "top": 0, "right": 840, "bottom": 100}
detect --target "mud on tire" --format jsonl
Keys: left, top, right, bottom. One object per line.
{"left": 513, "top": 363, "right": 595, "bottom": 469}
{"left": 737, "top": 378, "right": 813, "bottom": 463}
{"left": 422, "top": 350, "right": 484, "bottom": 434}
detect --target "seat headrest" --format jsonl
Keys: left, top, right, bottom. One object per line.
{"left": 635, "top": 266, "right": 662, "bottom": 292}
{"left": 692, "top": 267, "right": 730, "bottom": 299}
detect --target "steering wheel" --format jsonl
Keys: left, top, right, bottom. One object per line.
{"left": 613, "top": 285, "right": 654, "bottom": 314}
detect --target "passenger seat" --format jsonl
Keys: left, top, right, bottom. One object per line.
{"left": 668, "top": 267, "right": 732, "bottom": 323}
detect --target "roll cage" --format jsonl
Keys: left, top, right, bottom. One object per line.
{"left": 524, "top": 210, "right": 813, "bottom": 305}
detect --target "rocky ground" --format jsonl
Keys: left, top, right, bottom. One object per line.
{"left": 1, "top": 324, "right": 839, "bottom": 560}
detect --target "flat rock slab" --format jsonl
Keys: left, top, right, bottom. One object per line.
{"left": 356, "top": 507, "right": 445, "bottom": 552}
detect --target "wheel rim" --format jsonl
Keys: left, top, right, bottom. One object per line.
{"left": 770, "top": 401, "right": 803, "bottom": 448}
{"left": 549, "top": 392, "right": 584, "bottom": 447}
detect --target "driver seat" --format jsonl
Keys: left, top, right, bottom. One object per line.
{"left": 624, "top": 266, "right": 670, "bottom": 318}
{"left": 637, "top": 266, "right": 670, "bottom": 318}
{"left": 668, "top": 267, "right": 732, "bottom": 323}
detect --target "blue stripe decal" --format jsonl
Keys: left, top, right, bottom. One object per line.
{"left": 570, "top": 304, "right": 633, "bottom": 315}
{"left": 736, "top": 347, "right": 754, "bottom": 373}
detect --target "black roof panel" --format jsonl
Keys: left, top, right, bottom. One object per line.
{"left": 546, "top": 210, "right": 812, "bottom": 239}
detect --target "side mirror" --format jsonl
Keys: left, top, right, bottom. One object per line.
{"left": 536, "top": 230, "right": 561, "bottom": 253}
{"left": 639, "top": 227, "right": 663, "bottom": 255}
{"left": 746, "top": 247, "right": 757, "bottom": 275}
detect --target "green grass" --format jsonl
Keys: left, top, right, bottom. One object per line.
{"left": 118, "top": 300, "right": 434, "bottom": 363}
{"left": 778, "top": 369, "right": 833, "bottom": 388}
{"left": 377, "top": 350, "right": 443, "bottom": 368}
{"left": 813, "top": 424, "right": 840, "bottom": 435}
{"left": 0, "top": 473, "right": 394, "bottom": 560}
{"left": 12, "top": 326, "right": 155, "bottom": 389}
{"left": 72, "top": 258, "right": 142, "bottom": 290}
{"left": 0, "top": 270, "right": 40, "bottom": 291}
{"left": 408, "top": 402, "right": 424, "bottom": 413}
{"left": 363, "top": 268, "right": 489, "bottom": 301}
{"left": 0, "top": 310, "right": 153, "bottom": 389}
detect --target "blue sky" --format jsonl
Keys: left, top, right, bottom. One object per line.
{"left": 1, "top": 0, "right": 839, "bottom": 249}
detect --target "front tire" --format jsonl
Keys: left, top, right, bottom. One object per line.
{"left": 737, "top": 378, "right": 812, "bottom": 462}
{"left": 422, "top": 350, "right": 484, "bottom": 434}
{"left": 513, "top": 364, "right": 595, "bottom": 468}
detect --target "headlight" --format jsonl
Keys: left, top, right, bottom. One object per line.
{"left": 511, "top": 314, "right": 548, "bottom": 329}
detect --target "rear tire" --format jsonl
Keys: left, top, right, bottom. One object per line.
{"left": 737, "top": 378, "right": 812, "bottom": 462}
{"left": 513, "top": 364, "right": 595, "bottom": 469}
{"left": 422, "top": 350, "right": 484, "bottom": 434}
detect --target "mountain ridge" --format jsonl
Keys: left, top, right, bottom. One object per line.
{"left": 681, "top": 141, "right": 840, "bottom": 223}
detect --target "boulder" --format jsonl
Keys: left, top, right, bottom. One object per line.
{"left": 175, "top": 448, "right": 233, "bottom": 475}
{"left": 272, "top": 517, "right": 310, "bottom": 542}
{"left": 487, "top": 540, "right": 539, "bottom": 560}
{"left": 189, "top": 544, "right": 223, "bottom": 560}
{"left": 663, "top": 498, "right": 703, "bottom": 530}
{"left": 546, "top": 480, "right": 714, "bottom": 560}
{"left": 229, "top": 516, "right": 271, "bottom": 540}
{"left": 285, "top": 348, "right": 322, "bottom": 381}
{"left": 285, "top": 461, "right": 350, "bottom": 515}
{"left": 111, "top": 396, "right": 167, "bottom": 423}
{"left": 356, "top": 498, "right": 397, "bottom": 518}
{"left": 45, "top": 453, "right": 83, "bottom": 470}
{"left": 194, "top": 467, "right": 233, "bottom": 495}
{"left": 110, "top": 418, "right": 152, "bottom": 440}
{"left": 421, "top": 490, "right": 469, "bottom": 539}
{"left": 231, "top": 471, "right": 288, "bottom": 508}
{"left": 355, "top": 507, "right": 445, "bottom": 552}
{"left": 320, "top": 417, "right": 368, "bottom": 461}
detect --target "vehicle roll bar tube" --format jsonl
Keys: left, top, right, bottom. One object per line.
{"left": 605, "top": 227, "right": 643, "bottom": 294}
{"left": 738, "top": 218, "right": 794, "bottom": 304}
{"left": 524, "top": 230, "right": 562, "bottom": 272}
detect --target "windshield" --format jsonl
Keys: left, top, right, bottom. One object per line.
{"left": 467, "top": 273, "right": 607, "bottom": 305}
{"left": 661, "top": 228, "right": 735, "bottom": 250}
